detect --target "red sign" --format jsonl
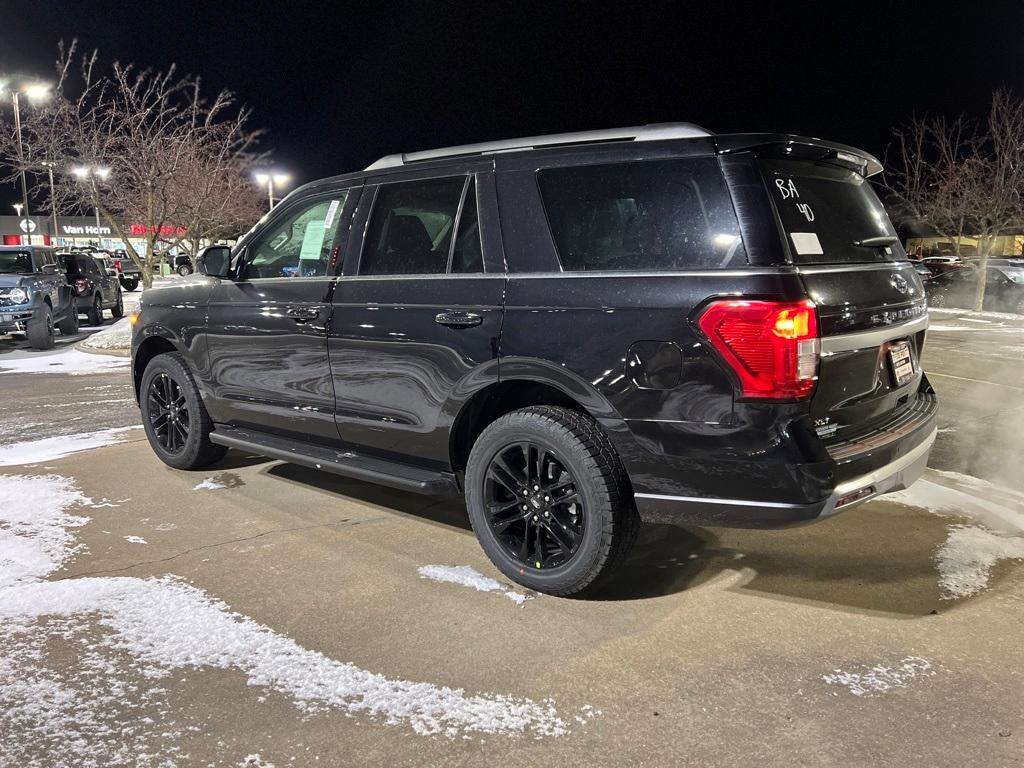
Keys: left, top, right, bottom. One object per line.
{"left": 129, "top": 224, "right": 187, "bottom": 237}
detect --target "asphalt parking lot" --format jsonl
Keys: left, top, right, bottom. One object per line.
{"left": 0, "top": 309, "right": 1022, "bottom": 767}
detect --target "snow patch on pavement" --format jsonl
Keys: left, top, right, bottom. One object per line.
{"left": 79, "top": 319, "right": 132, "bottom": 352}
{"left": 0, "top": 426, "right": 140, "bottom": 467}
{"left": 885, "top": 471, "right": 1024, "bottom": 598}
{"left": 0, "top": 475, "right": 570, "bottom": 746}
{"left": 0, "top": 348, "right": 130, "bottom": 375}
{"left": 193, "top": 477, "right": 227, "bottom": 490}
{"left": 822, "top": 656, "right": 935, "bottom": 697}
{"left": 123, "top": 536, "right": 147, "bottom": 545}
{"left": 418, "top": 564, "right": 532, "bottom": 606}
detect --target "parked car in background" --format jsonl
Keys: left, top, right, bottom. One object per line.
{"left": 919, "top": 255, "right": 965, "bottom": 275}
{"left": 61, "top": 251, "right": 124, "bottom": 325}
{"left": 925, "top": 265, "right": 1024, "bottom": 313}
{"left": 111, "top": 249, "right": 142, "bottom": 291}
{"left": 912, "top": 261, "right": 933, "bottom": 281}
{"left": 132, "top": 125, "right": 937, "bottom": 596}
{"left": 174, "top": 253, "right": 195, "bottom": 276}
{"left": 0, "top": 246, "right": 79, "bottom": 348}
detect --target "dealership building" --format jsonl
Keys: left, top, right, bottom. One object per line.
{"left": 0, "top": 214, "right": 185, "bottom": 252}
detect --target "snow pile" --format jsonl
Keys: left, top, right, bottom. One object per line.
{"left": 0, "top": 348, "right": 130, "bottom": 375}
{"left": 0, "top": 474, "right": 571, "bottom": 747}
{"left": 885, "top": 471, "right": 1024, "bottom": 598}
{"left": 194, "top": 477, "right": 227, "bottom": 490}
{"left": 418, "top": 564, "right": 532, "bottom": 606}
{"left": 79, "top": 318, "right": 131, "bottom": 352}
{"left": 934, "top": 525, "right": 1024, "bottom": 599}
{"left": 822, "top": 657, "right": 935, "bottom": 697}
{"left": 123, "top": 536, "right": 147, "bottom": 545}
{"left": 0, "top": 426, "right": 140, "bottom": 467}
{"left": 240, "top": 755, "right": 275, "bottom": 767}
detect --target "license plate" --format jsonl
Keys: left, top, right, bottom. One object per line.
{"left": 0, "top": 314, "right": 11, "bottom": 322}
{"left": 888, "top": 341, "right": 914, "bottom": 386}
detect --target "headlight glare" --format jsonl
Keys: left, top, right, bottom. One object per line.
{"left": 1, "top": 288, "right": 29, "bottom": 304}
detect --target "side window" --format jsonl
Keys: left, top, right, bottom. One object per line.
{"left": 245, "top": 193, "right": 349, "bottom": 279}
{"left": 360, "top": 177, "right": 466, "bottom": 275}
{"left": 537, "top": 158, "right": 746, "bottom": 271}
{"left": 451, "top": 179, "right": 483, "bottom": 273}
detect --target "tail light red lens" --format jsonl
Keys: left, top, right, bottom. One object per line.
{"left": 697, "top": 299, "right": 820, "bottom": 399}
{"left": 113, "top": 259, "right": 123, "bottom": 273}
{"left": 74, "top": 278, "right": 91, "bottom": 296}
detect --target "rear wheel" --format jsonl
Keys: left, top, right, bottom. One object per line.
{"left": 56, "top": 305, "right": 79, "bottom": 336}
{"left": 176, "top": 263, "right": 193, "bottom": 277}
{"left": 121, "top": 278, "right": 139, "bottom": 292}
{"left": 27, "top": 305, "right": 55, "bottom": 350}
{"left": 87, "top": 294, "right": 102, "bottom": 326}
{"left": 140, "top": 353, "right": 227, "bottom": 469}
{"left": 111, "top": 290, "right": 124, "bottom": 318}
{"left": 465, "top": 406, "right": 639, "bottom": 596}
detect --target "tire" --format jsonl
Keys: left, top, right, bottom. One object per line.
{"left": 929, "top": 292, "right": 946, "bottom": 308}
{"left": 121, "top": 278, "right": 139, "bottom": 292}
{"left": 27, "top": 304, "right": 55, "bottom": 350}
{"left": 87, "top": 295, "right": 102, "bottom": 326}
{"left": 139, "top": 352, "right": 228, "bottom": 470}
{"left": 111, "top": 290, "right": 124, "bottom": 318}
{"left": 465, "top": 406, "right": 639, "bottom": 596}
{"left": 56, "top": 306, "right": 79, "bottom": 336}
{"left": 176, "top": 263, "right": 193, "bottom": 277}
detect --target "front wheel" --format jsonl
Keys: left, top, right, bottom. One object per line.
{"left": 56, "top": 305, "right": 79, "bottom": 336}
{"left": 176, "top": 263, "right": 193, "bottom": 277}
{"left": 111, "top": 290, "right": 124, "bottom": 318}
{"left": 140, "top": 353, "right": 227, "bottom": 469}
{"left": 465, "top": 406, "right": 639, "bottom": 596}
{"left": 27, "top": 305, "right": 55, "bottom": 350}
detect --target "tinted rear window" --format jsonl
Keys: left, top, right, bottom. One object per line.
{"left": 538, "top": 158, "right": 746, "bottom": 271}
{"left": 761, "top": 159, "right": 903, "bottom": 265}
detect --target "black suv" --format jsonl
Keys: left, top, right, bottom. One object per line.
{"left": 131, "top": 124, "right": 937, "bottom": 595}
{"left": 61, "top": 252, "right": 125, "bottom": 325}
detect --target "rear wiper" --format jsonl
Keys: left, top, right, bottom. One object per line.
{"left": 853, "top": 236, "right": 898, "bottom": 248}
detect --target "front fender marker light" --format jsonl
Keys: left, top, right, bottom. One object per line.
{"left": 129, "top": 310, "right": 141, "bottom": 327}
{"left": 697, "top": 299, "right": 819, "bottom": 399}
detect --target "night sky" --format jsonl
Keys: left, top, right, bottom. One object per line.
{"left": 2, "top": 0, "right": 1023, "bottom": 201}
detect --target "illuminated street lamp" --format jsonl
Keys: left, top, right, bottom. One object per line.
{"left": 70, "top": 165, "right": 113, "bottom": 240}
{"left": 254, "top": 172, "right": 290, "bottom": 210}
{"left": 1, "top": 78, "right": 51, "bottom": 243}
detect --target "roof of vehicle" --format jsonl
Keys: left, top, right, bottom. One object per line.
{"left": 0, "top": 245, "right": 55, "bottom": 253}
{"left": 363, "top": 124, "right": 884, "bottom": 177}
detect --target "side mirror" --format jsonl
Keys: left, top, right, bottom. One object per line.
{"left": 41, "top": 263, "right": 59, "bottom": 275}
{"left": 196, "top": 246, "right": 232, "bottom": 278}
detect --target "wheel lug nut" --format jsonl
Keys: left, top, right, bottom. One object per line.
{"left": 544, "top": 496, "right": 550, "bottom": 501}
{"left": 522, "top": 505, "right": 528, "bottom": 511}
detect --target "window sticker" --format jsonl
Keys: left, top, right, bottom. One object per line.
{"left": 790, "top": 232, "right": 823, "bottom": 256}
{"left": 299, "top": 221, "right": 327, "bottom": 260}
{"left": 324, "top": 199, "right": 341, "bottom": 230}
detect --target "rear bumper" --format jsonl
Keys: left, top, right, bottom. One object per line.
{"left": 629, "top": 389, "right": 938, "bottom": 528}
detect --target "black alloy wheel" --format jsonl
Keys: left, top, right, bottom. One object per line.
{"left": 147, "top": 372, "right": 190, "bottom": 454}
{"left": 484, "top": 442, "right": 585, "bottom": 569}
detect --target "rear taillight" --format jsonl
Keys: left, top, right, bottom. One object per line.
{"left": 113, "top": 259, "right": 123, "bottom": 273}
{"left": 697, "top": 299, "right": 820, "bottom": 399}
{"left": 74, "top": 278, "right": 91, "bottom": 296}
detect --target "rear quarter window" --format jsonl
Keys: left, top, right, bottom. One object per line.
{"left": 761, "top": 159, "right": 904, "bottom": 265}
{"left": 537, "top": 158, "right": 747, "bottom": 271}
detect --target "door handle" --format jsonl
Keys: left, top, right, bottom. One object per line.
{"left": 286, "top": 306, "right": 322, "bottom": 322}
{"left": 434, "top": 311, "right": 483, "bottom": 328}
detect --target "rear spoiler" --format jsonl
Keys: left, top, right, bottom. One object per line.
{"left": 714, "top": 133, "right": 883, "bottom": 177}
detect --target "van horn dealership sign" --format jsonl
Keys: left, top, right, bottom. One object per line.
{"left": 61, "top": 223, "right": 112, "bottom": 236}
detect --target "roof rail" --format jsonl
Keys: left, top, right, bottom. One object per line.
{"left": 364, "top": 122, "right": 712, "bottom": 171}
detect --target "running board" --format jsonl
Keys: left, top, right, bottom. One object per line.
{"left": 209, "top": 426, "right": 459, "bottom": 496}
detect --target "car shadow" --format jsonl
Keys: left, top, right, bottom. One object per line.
{"left": 253, "top": 457, "right": 952, "bottom": 617}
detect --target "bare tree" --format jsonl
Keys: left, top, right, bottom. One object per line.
{"left": 1, "top": 41, "right": 264, "bottom": 288}
{"left": 886, "top": 89, "right": 1024, "bottom": 310}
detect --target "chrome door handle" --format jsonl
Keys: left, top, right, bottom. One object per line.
{"left": 434, "top": 311, "right": 483, "bottom": 328}
{"left": 286, "top": 306, "right": 321, "bottom": 322}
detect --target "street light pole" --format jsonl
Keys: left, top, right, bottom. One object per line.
{"left": 41, "top": 162, "right": 59, "bottom": 246}
{"left": 254, "top": 172, "right": 290, "bottom": 211}
{"left": 11, "top": 91, "right": 32, "bottom": 245}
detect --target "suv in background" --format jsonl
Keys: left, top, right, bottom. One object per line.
{"left": 131, "top": 124, "right": 937, "bottom": 596}
{"left": 111, "top": 249, "right": 142, "bottom": 292}
{"left": 925, "top": 264, "right": 1024, "bottom": 313}
{"left": 61, "top": 251, "right": 124, "bottom": 325}
{"left": 0, "top": 245, "right": 78, "bottom": 348}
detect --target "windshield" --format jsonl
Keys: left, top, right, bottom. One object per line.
{"left": 0, "top": 251, "right": 36, "bottom": 274}
{"left": 761, "top": 159, "right": 904, "bottom": 265}
{"left": 999, "top": 267, "right": 1024, "bottom": 284}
